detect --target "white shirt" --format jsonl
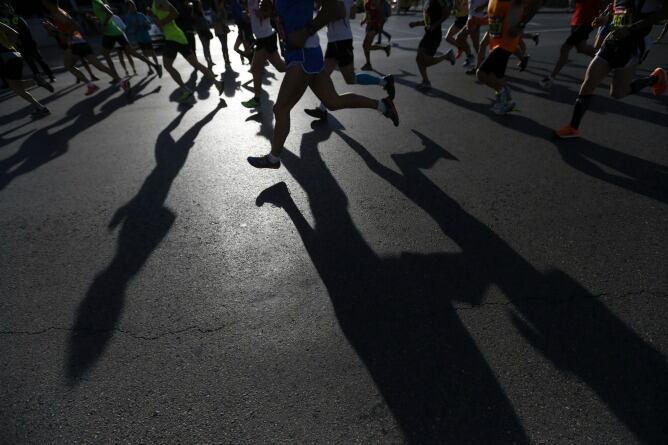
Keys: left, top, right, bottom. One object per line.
{"left": 248, "top": 0, "right": 274, "bottom": 39}
{"left": 327, "top": 0, "right": 354, "bottom": 42}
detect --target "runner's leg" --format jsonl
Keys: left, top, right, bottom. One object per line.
{"left": 271, "top": 65, "right": 311, "bottom": 156}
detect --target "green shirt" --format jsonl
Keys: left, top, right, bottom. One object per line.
{"left": 92, "top": 0, "right": 123, "bottom": 36}
{"left": 152, "top": 0, "right": 188, "bottom": 44}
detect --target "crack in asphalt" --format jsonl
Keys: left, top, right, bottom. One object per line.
{"left": 0, "top": 290, "right": 665, "bottom": 339}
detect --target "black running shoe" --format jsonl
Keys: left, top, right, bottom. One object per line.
{"left": 383, "top": 74, "right": 395, "bottom": 100}
{"left": 382, "top": 98, "right": 399, "bottom": 127}
{"left": 35, "top": 75, "right": 54, "bottom": 93}
{"left": 304, "top": 107, "right": 328, "bottom": 120}
{"left": 248, "top": 154, "right": 281, "bottom": 169}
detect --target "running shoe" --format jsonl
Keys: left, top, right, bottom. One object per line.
{"left": 248, "top": 154, "right": 281, "bottom": 169}
{"left": 416, "top": 80, "right": 431, "bottom": 91}
{"left": 360, "top": 63, "right": 373, "bottom": 71}
{"left": 492, "top": 99, "right": 515, "bottom": 115}
{"left": 304, "top": 107, "right": 328, "bottom": 120}
{"left": 465, "top": 67, "right": 477, "bottom": 75}
{"left": 462, "top": 55, "right": 475, "bottom": 68}
{"left": 35, "top": 75, "right": 54, "bottom": 93}
{"left": 538, "top": 76, "right": 553, "bottom": 89}
{"left": 85, "top": 83, "right": 100, "bottom": 96}
{"left": 155, "top": 64, "right": 163, "bottom": 78}
{"left": 31, "top": 107, "right": 50, "bottom": 119}
{"left": 383, "top": 74, "right": 395, "bottom": 100}
{"left": 120, "top": 79, "right": 130, "bottom": 93}
{"left": 382, "top": 97, "right": 399, "bottom": 127}
{"left": 532, "top": 34, "right": 540, "bottom": 46}
{"left": 445, "top": 49, "right": 456, "bottom": 66}
{"left": 384, "top": 45, "right": 391, "bottom": 57}
{"left": 216, "top": 79, "right": 225, "bottom": 96}
{"left": 519, "top": 56, "right": 529, "bottom": 72}
{"left": 178, "top": 88, "right": 194, "bottom": 102}
{"left": 650, "top": 67, "right": 666, "bottom": 96}
{"left": 242, "top": 97, "right": 261, "bottom": 108}
{"left": 554, "top": 125, "right": 580, "bottom": 139}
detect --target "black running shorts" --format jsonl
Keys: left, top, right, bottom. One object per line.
{"left": 255, "top": 33, "right": 278, "bottom": 53}
{"left": 479, "top": 47, "right": 512, "bottom": 78}
{"left": 454, "top": 16, "right": 468, "bottom": 28}
{"left": 0, "top": 51, "right": 23, "bottom": 80}
{"left": 102, "top": 33, "right": 130, "bottom": 50}
{"left": 565, "top": 23, "right": 593, "bottom": 46}
{"left": 325, "top": 39, "right": 354, "bottom": 67}
{"left": 418, "top": 28, "right": 443, "bottom": 57}
{"left": 597, "top": 28, "right": 650, "bottom": 69}
{"left": 70, "top": 42, "right": 93, "bottom": 58}
{"left": 163, "top": 40, "right": 193, "bottom": 59}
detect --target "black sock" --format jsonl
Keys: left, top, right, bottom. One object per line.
{"left": 570, "top": 94, "right": 592, "bottom": 129}
{"left": 629, "top": 75, "right": 657, "bottom": 94}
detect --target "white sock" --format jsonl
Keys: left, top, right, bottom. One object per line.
{"left": 268, "top": 153, "right": 280, "bottom": 163}
{"left": 318, "top": 102, "right": 326, "bottom": 112}
{"left": 377, "top": 100, "right": 387, "bottom": 114}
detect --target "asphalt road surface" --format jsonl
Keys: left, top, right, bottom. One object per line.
{"left": 1, "top": 11, "right": 667, "bottom": 444}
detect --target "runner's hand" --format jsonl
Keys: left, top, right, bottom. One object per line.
{"left": 287, "top": 28, "right": 309, "bottom": 49}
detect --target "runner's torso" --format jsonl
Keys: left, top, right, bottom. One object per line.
{"left": 327, "top": 0, "right": 354, "bottom": 42}
{"left": 91, "top": 0, "right": 123, "bottom": 36}
{"left": 487, "top": 0, "right": 521, "bottom": 51}
{"left": 611, "top": 0, "right": 660, "bottom": 29}
{"left": 248, "top": 0, "right": 274, "bottom": 38}
{"left": 152, "top": 0, "right": 189, "bottom": 44}
{"left": 424, "top": 0, "right": 448, "bottom": 29}
{"left": 274, "top": 0, "right": 319, "bottom": 49}
{"left": 364, "top": 0, "right": 382, "bottom": 25}
{"left": 571, "top": 0, "right": 603, "bottom": 26}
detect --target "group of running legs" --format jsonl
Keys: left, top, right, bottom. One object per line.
{"left": 0, "top": 0, "right": 666, "bottom": 150}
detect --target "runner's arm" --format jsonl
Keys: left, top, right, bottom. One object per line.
{"left": 286, "top": 0, "right": 338, "bottom": 48}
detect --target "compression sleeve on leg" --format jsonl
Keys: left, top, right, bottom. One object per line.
{"left": 570, "top": 94, "right": 592, "bottom": 130}
{"left": 629, "top": 75, "right": 657, "bottom": 94}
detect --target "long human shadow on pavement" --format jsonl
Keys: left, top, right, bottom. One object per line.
{"left": 255, "top": 121, "right": 528, "bottom": 443}
{"left": 333, "top": 126, "right": 668, "bottom": 443}
{"left": 66, "top": 103, "right": 224, "bottom": 383}
{"left": 0, "top": 76, "right": 161, "bottom": 192}
{"left": 393, "top": 71, "right": 668, "bottom": 205}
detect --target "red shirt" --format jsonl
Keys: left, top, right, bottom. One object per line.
{"left": 571, "top": 0, "right": 603, "bottom": 25}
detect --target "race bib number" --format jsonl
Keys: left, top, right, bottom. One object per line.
{"left": 489, "top": 16, "right": 503, "bottom": 37}
{"left": 611, "top": 7, "right": 631, "bottom": 28}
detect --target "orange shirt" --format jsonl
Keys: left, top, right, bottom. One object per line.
{"left": 487, "top": 0, "right": 521, "bottom": 52}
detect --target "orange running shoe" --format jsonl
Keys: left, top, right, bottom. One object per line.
{"left": 555, "top": 125, "right": 580, "bottom": 139}
{"left": 650, "top": 68, "right": 666, "bottom": 96}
